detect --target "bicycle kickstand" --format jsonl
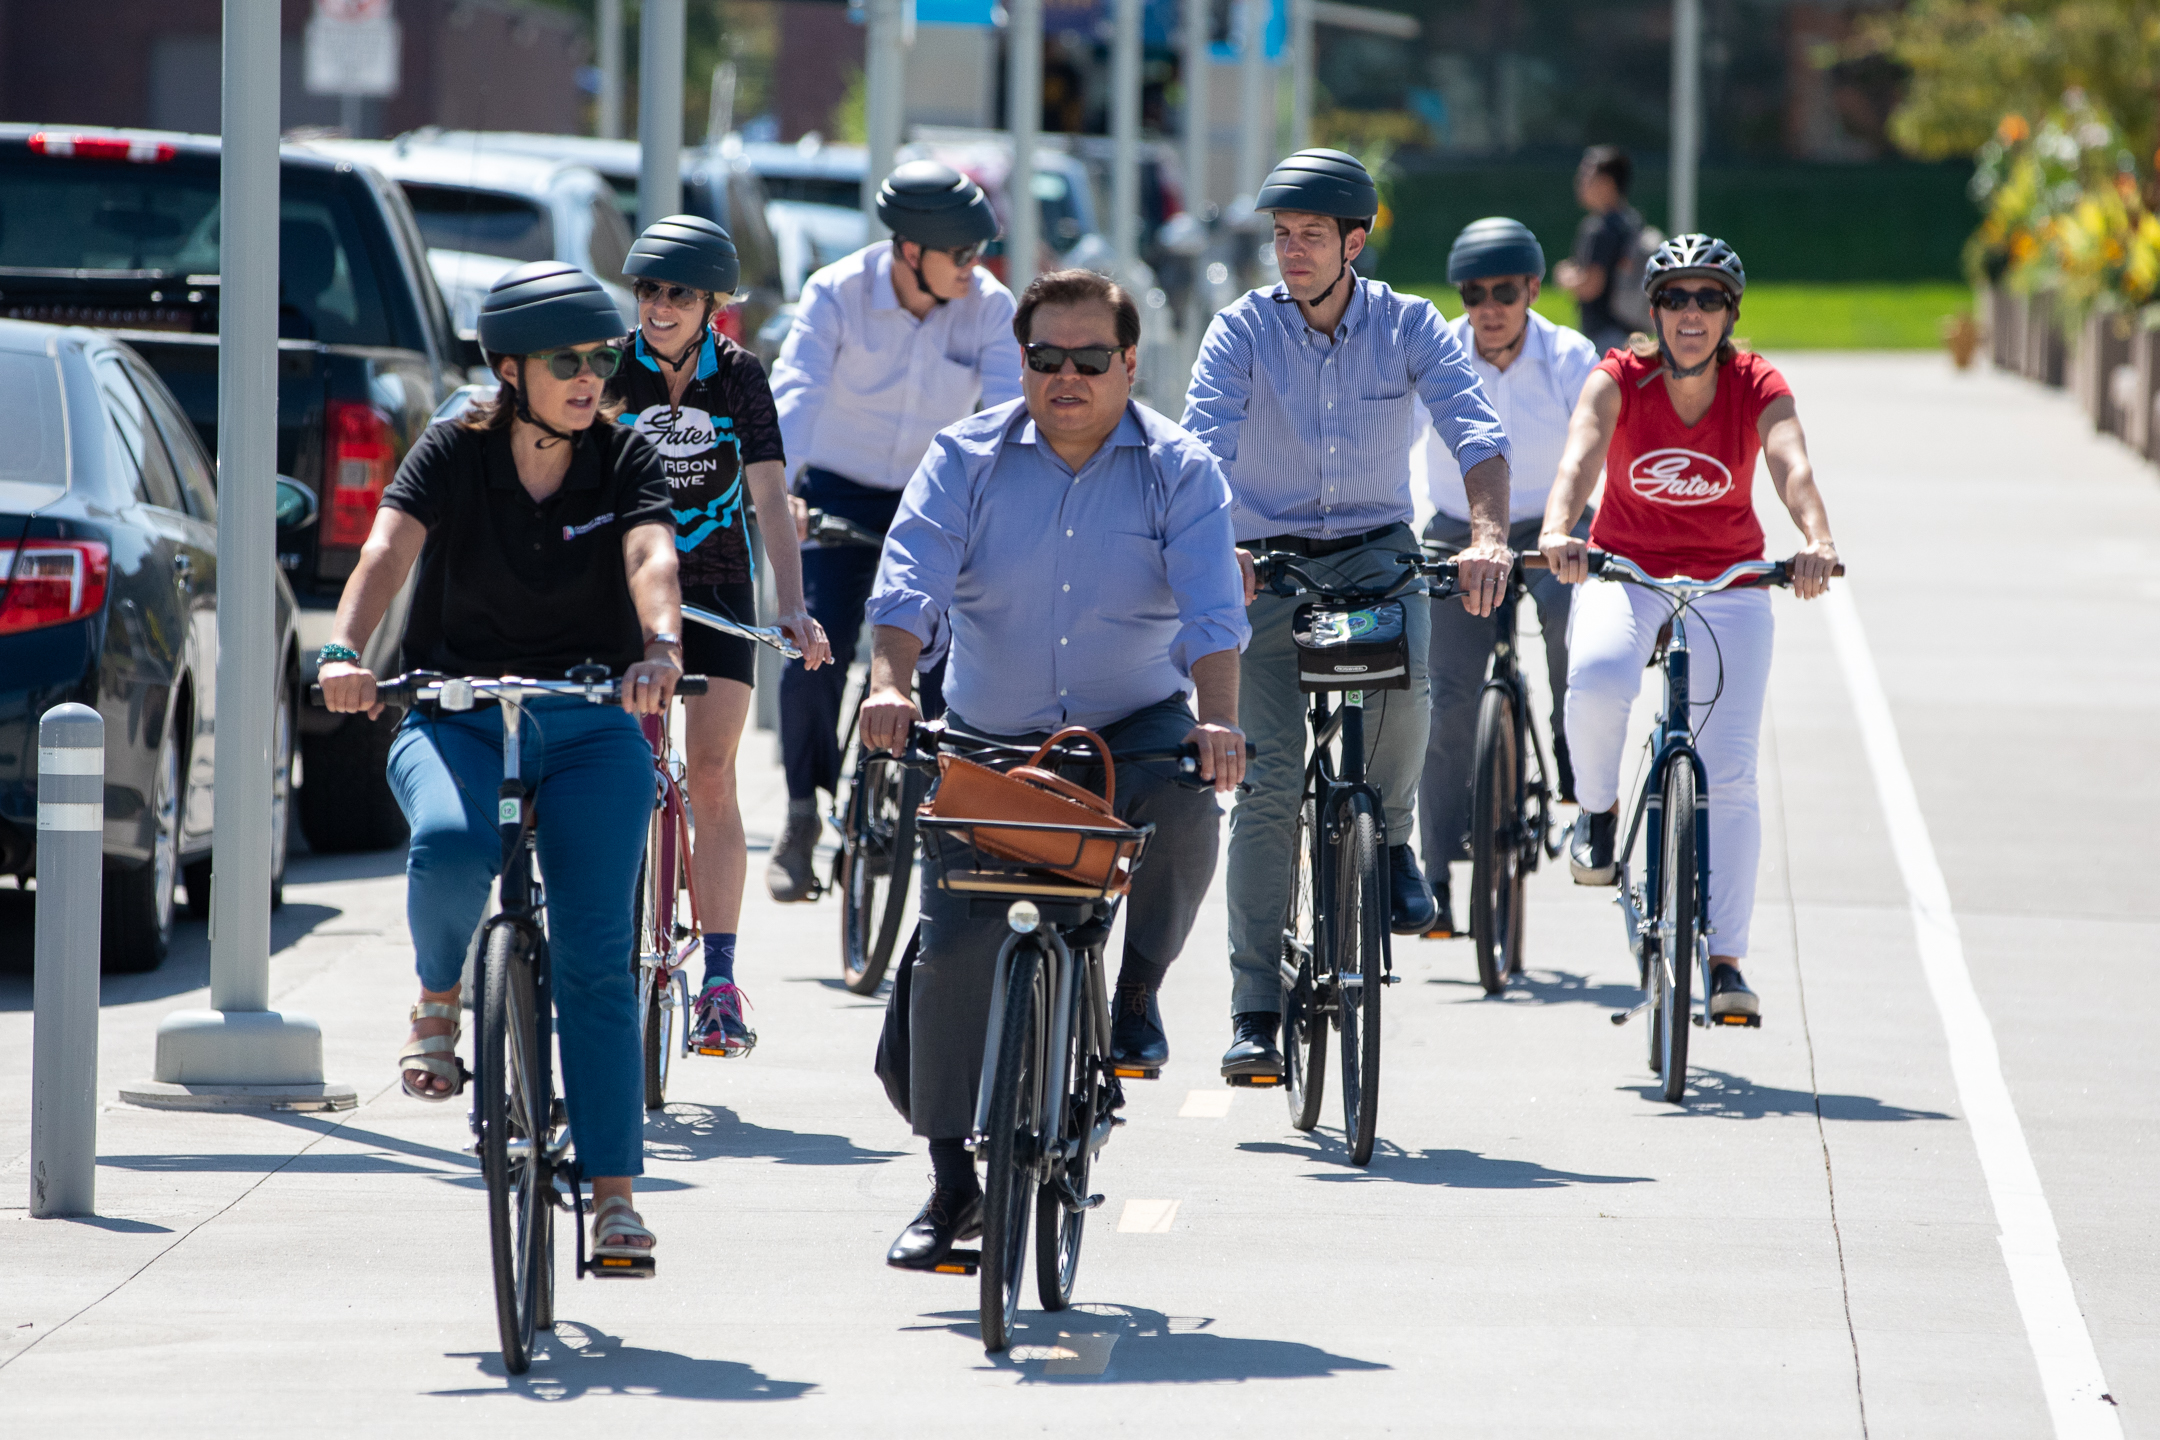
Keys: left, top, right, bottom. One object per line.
{"left": 1610, "top": 998, "right": 1652, "bottom": 1027}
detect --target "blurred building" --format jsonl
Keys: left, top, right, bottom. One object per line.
{"left": 0, "top": 0, "right": 587, "bottom": 139}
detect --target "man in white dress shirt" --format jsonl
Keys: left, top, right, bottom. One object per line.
{"left": 1414, "top": 217, "right": 1599, "bottom": 935}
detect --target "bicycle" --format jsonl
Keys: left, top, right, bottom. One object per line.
{"left": 633, "top": 607, "right": 802, "bottom": 1099}
{"left": 1553, "top": 550, "right": 1841, "bottom": 1103}
{"left": 895, "top": 720, "right": 1229, "bottom": 1352}
{"left": 1249, "top": 550, "right": 1457, "bottom": 1167}
{"left": 311, "top": 666, "right": 709, "bottom": 1376}
{"left": 1425, "top": 542, "right": 1567, "bottom": 996}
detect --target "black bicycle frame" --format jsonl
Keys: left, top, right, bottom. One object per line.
{"left": 1303, "top": 688, "right": 1393, "bottom": 987}
{"left": 1615, "top": 609, "right": 1712, "bottom": 981}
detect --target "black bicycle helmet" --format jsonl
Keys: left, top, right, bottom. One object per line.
{"left": 875, "top": 161, "right": 1000, "bottom": 251}
{"left": 624, "top": 213, "right": 740, "bottom": 297}
{"left": 1642, "top": 232, "right": 1745, "bottom": 298}
{"left": 1447, "top": 217, "right": 1545, "bottom": 283}
{"left": 1254, "top": 149, "right": 1378, "bottom": 224}
{"left": 477, "top": 261, "right": 625, "bottom": 358}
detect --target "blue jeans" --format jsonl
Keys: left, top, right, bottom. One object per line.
{"left": 388, "top": 700, "right": 652, "bottom": 1177}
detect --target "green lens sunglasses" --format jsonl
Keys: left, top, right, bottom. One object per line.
{"left": 532, "top": 346, "right": 624, "bottom": 380}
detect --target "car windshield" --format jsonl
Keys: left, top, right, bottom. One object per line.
{"left": 401, "top": 183, "right": 555, "bottom": 263}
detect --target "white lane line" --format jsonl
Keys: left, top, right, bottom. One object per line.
{"left": 1825, "top": 586, "right": 2121, "bottom": 1439}
{"left": 1116, "top": 1198, "right": 1179, "bottom": 1233}
{"left": 1178, "top": 1089, "right": 1233, "bottom": 1118}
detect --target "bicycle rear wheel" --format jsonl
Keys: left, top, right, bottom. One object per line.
{"left": 1650, "top": 761, "right": 1697, "bottom": 1103}
{"left": 1335, "top": 795, "right": 1384, "bottom": 1167}
{"left": 839, "top": 757, "right": 919, "bottom": 995}
{"left": 1036, "top": 955, "right": 1097, "bottom": 1312}
{"left": 479, "top": 922, "right": 550, "bottom": 1374}
{"left": 636, "top": 841, "right": 685, "bottom": 1110}
{"left": 1280, "top": 797, "right": 1326, "bottom": 1131}
{"left": 979, "top": 942, "right": 1045, "bottom": 1352}
{"left": 1469, "top": 686, "right": 1524, "bottom": 995}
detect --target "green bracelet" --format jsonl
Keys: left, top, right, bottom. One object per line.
{"left": 318, "top": 643, "right": 359, "bottom": 664}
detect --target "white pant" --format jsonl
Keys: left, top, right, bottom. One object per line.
{"left": 1563, "top": 581, "right": 1773, "bottom": 959}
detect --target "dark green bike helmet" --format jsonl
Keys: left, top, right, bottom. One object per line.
{"left": 624, "top": 213, "right": 740, "bottom": 297}
{"left": 476, "top": 261, "right": 624, "bottom": 359}
{"left": 875, "top": 161, "right": 1000, "bottom": 251}
{"left": 1255, "top": 148, "right": 1378, "bottom": 225}
{"left": 1447, "top": 217, "right": 1546, "bottom": 283}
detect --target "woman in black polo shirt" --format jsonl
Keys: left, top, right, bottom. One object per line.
{"left": 318, "top": 262, "right": 681, "bottom": 1272}
{"left": 609, "top": 215, "right": 829, "bottom": 1060}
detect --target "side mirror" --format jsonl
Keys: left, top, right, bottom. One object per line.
{"left": 274, "top": 476, "right": 318, "bottom": 533}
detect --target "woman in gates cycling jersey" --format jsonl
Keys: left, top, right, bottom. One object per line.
{"left": 1539, "top": 234, "right": 1840, "bottom": 1025}
{"left": 609, "top": 216, "right": 832, "bottom": 1060}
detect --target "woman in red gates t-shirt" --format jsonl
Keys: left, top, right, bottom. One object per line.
{"left": 1537, "top": 234, "right": 1840, "bottom": 1025}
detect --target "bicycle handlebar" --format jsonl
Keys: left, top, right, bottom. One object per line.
{"left": 894, "top": 720, "right": 1254, "bottom": 787}
{"left": 1519, "top": 548, "right": 1846, "bottom": 592}
{"left": 310, "top": 671, "right": 711, "bottom": 711}
{"left": 683, "top": 604, "right": 803, "bottom": 659}
{"left": 1249, "top": 550, "right": 1459, "bottom": 604}
{"left": 803, "top": 508, "right": 884, "bottom": 550}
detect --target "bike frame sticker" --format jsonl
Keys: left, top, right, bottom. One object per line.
{"left": 498, "top": 798, "right": 519, "bottom": 825}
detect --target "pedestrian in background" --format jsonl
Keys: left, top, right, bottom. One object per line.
{"left": 1553, "top": 146, "right": 1646, "bottom": 356}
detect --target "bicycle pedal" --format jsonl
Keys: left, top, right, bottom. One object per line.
{"left": 933, "top": 1248, "right": 981, "bottom": 1276}
{"left": 583, "top": 1254, "right": 656, "bottom": 1280}
{"left": 1713, "top": 1013, "right": 1761, "bottom": 1028}
{"left": 1226, "top": 1074, "right": 1282, "bottom": 1088}
{"left": 1111, "top": 1065, "right": 1160, "bottom": 1080}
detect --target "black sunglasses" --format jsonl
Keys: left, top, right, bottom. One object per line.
{"left": 1652, "top": 286, "right": 1734, "bottom": 313}
{"left": 945, "top": 241, "right": 988, "bottom": 268}
{"left": 632, "top": 279, "right": 704, "bottom": 307}
{"left": 1024, "top": 343, "right": 1122, "bottom": 376}
{"left": 531, "top": 346, "right": 623, "bottom": 380}
{"left": 1458, "top": 280, "right": 1524, "bottom": 307}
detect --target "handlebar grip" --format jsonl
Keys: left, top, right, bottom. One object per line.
{"left": 1518, "top": 551, "right": 1608, "bottom": 572}
{"left": 308, "top": 682, "right": 413, "bottom": 709}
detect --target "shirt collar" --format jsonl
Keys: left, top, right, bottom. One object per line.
{"left": 632, "top": 325, "right": 718, "bottom": 381}
{"left": 1014, "top": 402, "right": 1148, "bottom": 473}
{"left": 484, "top": 424, "right": 607, "bottom": 492}
{"left": 1274, "top": 273, "right": 1370, "bottom": 345}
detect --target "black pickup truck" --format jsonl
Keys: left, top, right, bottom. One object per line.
{"left": 0, "top": 125, "right": 470, "bottom": 852}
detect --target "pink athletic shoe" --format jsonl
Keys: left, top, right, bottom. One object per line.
{"left": 691, "top": 981, "right": 757, "bottom": 1057}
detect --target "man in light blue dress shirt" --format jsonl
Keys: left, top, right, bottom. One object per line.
{"left": 863, "top": 269, "right": 1250, "bottom": 1272}
{"left": 1181, "top": 149, "right": 1518, "bottom": 1082}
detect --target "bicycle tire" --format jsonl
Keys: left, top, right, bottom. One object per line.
{"left": 634, "top": 844, "right": 676, "bottom": 1110}
{"left": 1653, "top": 761, "right": 1697, "bottom": 1103}
{"left": 642, "top": 962, "right": 677, "bottom": 1110}
{"left": 479, "top": 922, "right": 549, "bottom": 1375}
{"left": 1469, "top": 686, "right": 1524, "bottom": 996}
{"left": 979, "top": 942, "right": 1045, "bottom": 1353}
{"left": 1280, "top": 796, "right": 1326, "bottom": 1132}
{"left": 1335, "top": 795, "right": 1384, "bottom": 1167}
{"left": 839, "top": 758, "right": 918, "bottom": 995}
{"left": 1036, "top": 955, "right": 1094, "bottom": 1311}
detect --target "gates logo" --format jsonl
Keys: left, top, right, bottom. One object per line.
{"left": 1628, "top": 447, "right": 1734, "bottom": 506}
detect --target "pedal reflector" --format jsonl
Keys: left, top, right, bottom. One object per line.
{"left": 1111, "top": 1066, "right": 1160, "bottom": 1080}
{"left": 1716, "top": 1013, "right": 1761, "bottom": 1028}
{"left": 934, "top": 1248, "right": 981, "bottom": 1276}
{"left": 586, "top": 1254, "right": 656, "bottom": 1279}
{"left": 1225, "top": 1074, "right": 1281, "bottom": 1088}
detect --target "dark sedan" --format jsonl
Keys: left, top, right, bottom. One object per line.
{"left": 0, "top": 319, "right": 300, "bottom": 971}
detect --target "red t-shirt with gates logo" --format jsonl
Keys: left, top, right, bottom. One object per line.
{"left": 1589, "top": 349, "right": 1792, "bottom": 580}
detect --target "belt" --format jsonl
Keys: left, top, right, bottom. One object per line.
{"left": 1250, "top": 523, "right": 1405, "bottom": 559}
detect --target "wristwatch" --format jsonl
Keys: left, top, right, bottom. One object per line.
{"left": 646, "top": 631, "right": 682, "bottom": 648}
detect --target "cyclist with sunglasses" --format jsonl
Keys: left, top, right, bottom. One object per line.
{"left": 609, "top": 215, "right": 833, "bottom": 1058}
{"left": 764, "top": 161, "right": 1019, "bottom": 904}
{"left": 1540, "top": 234, "right": 1840, "bottom": 1023}
{"left": 1414, "top": 217, "right": 1600, "bottom": 935}
{"left": 317, "top": 262, "right": 683, "bottom": 1267}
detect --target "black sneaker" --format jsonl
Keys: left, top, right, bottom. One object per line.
{"left": 1708, "top": 964, "right": 1760, "bottom": 1021}
{"left": 1568, "top": 809, "right": 1617, "bottom": 886}
{"left": 1421, "top": 871, "right": 1457, "bottom": 939}
{"left": 1388, "top": 844, "right": 1438, "bottom": 935}
{"left": 1110, "top": 985, "right": 1169, "bottom": 1070}
{"left": 1219, "top": 1011, "right": 1283, "bottom": 1080}
{"left": 885, "top": 1187, "right": 983, "bottom": 1270}
{"left": 1553, "top": 733, "right": 1577, "bottom": 806}
{"left": 765, "top": 799, "right": 819, "bottom": 903}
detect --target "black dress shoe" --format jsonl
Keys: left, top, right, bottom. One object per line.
{"left": 886, "top": 1188, "right": 983, "bottom": 1271}
{"left": 1110, "top": 985, "right": 1169, "bottom": 1069}
{"left": 1421, "top": 873, "right": 1457, "bottom": 940}
{"left": 1219, "top": 1011, "right": 1283, "bottom": 1080}
{"left": 1388, "top": 845, "right": 1438, "bottom": 935}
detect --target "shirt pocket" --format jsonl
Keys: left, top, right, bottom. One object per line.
{"left": 921, "top": 351, "right": 983, "bottom": 416}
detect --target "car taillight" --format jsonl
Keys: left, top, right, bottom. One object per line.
{"left": 28, "top": 132, "right": 176, "bottom": 164}
{"left": 323, "top": 401, "right": 395, "bottom": 549}
{"left": 710, "top": 305, "right": 744, "bottom": 345}
{"left": 0, "top": 540, "right": 110, "bottom": 635}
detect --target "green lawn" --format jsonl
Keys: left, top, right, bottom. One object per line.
{"left": 1399, "top": 281, "right": 1973, "bottom": 350}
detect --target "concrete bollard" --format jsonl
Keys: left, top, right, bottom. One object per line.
{"left": 31, "top": 703, "right": 103, "bottom": 1218}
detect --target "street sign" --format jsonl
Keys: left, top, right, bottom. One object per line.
{"left": 305, "top": 0, "right": 401, "bottom": 98}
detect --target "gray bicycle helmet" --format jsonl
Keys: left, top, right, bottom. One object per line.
{"left": 1255, "top": 148, "right": 1378, "bottom": 224}
{"left": 624, "top": 213, "right": 740, "bottom": 297}
{"left": 477, "top": 261, "right": 625, "bottom": 358}
{"left": 875, "top": 161, "right": 1000, "bottom": 251}
{"left": 1447, "top": 217, "right": 1546, "bottom": 283}
{"left": 1642, "top": 232, "right": 1745, "bottom": 297}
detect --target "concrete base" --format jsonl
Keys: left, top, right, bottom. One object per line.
{"left": 147, "top": 1008, "right": 335, "bottom": 1087}
{"left": 118, "top": 1079, "right": 358, "bottom": 1112}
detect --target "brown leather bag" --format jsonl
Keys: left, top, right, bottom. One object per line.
{"left": 920, "top": 726, "right": 1138, "bottom": 890}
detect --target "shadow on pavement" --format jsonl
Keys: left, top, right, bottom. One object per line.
{"left": 42, "top": 1214, "right": 174, "bottom": 1234}
{"left": 641, "top": 1102, "right": 904, "bottom": 1167}
{"left": 1238, "top": 1136, "right": 1653, "bottom": 1188}
{"left": 280, "top": 847, "right": 407, "bottom": 885}
{"left": 434, "top": 1320, "right": 815, "bottom": 1402}
{"left": 1428, "top": 966, "right": 1641, "bottom": 1010}
{"left": 1629, "top": 1068, "right": 1956, "bottom": 1122}
{"left": 0, "top": 897, "right": 344, "bottom": 1011}
{"left": 913, "top": 1304, "right": 1389, "bottom": 1384}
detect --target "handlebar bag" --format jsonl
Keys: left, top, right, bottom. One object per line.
{"left": 1292, "top": 600, "right": 1411, "bottom": 692}
{"left": 920, "top": 725, "right": 1138, "bottom": 891}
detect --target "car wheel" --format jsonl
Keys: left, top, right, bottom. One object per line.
{"left": 299, "top": 710, "right": 408, "bottom": 854}
{"left": 104, "top": 718, "right": 182, "bottom": 973}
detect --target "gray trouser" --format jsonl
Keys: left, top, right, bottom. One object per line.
{"left": 1225, "top": 525, "right": 1430, "bottom": 1016}
{"left": 1419, "top": 513, "right": 1582, "bottom": 870}
{"left": 908, "top": 697, "right": 1221, "bottom": 1139}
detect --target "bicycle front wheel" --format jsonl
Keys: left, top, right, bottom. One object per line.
{"left": 839, "top": 757, "right": 918, "bottom": 995}
{"left": 1335, "top": 794, "right": 1385, "bottom": 1167}
{"left": 979, "top": 942, "right": 1045, "bottom": 1352}
{"left": 1651, "top": 761, "right": 1697, "bottom": 1103}
{"left": 1469, "top": 686, "right": 1524, "bottom": 995}
{"left": 1280, "top": 797, "right": 1326, "bottom": 1131}
{"left": 1036, "top": 955, "right": 1097, "bottom": 1312}
{"left": 479, "top": 922, "right": 550, "bottom": 1374}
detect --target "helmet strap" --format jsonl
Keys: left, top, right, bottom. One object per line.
{"left": 899, "top": 240, "right": 951, "bottom": 308}
{"left": 506, "top": 376, "right": 579, "bottom": 451}
{"left": 1271, "top": 234, "right": 1353, "bottom": 314}
{"left": 647, "top": 301, "right": 713, "bottom": 374}
{"left": 1651, "top": 306, "right": 1732, "bottom": 381}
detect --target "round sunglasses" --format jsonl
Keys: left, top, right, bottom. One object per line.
{"left": 1651, "top": 286, "right": 1735, "bottom": 313}
{"left": 1458, "top": 280, "right": 1524, "bottom": 307}
{"left": 1023, "top": 342, "right": 1122, "bottom": 376}
{"left": 530, "top": 346, "right": 624, "bottom": 381}
{"left": 632, "top": 279, "right": 704, "bottom": 307}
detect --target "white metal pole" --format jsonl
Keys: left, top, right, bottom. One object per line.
{"left": 639, "top": 0, "right": 686, "bottom": 229}
{"left": 1670, "top": 0, "right": 1699, "bottom": 234}
{"left": 1007, "top": 0, "right": 1043, "bottom": 295}
{"left": 864, "top": 0, "right": 907, "bottom": 239}
{"left": 1237, "top": 0, "right": 1269, "bottom": 200}
{"left": 1111, "top": 0, "right": 1141, "bottom": 285}
{"left": 1181, "top": 0, "right": 1210, "bottom": 216}
{"left": 1289, "top": 0, "right": 1312, "bottom": 151}
{"left": 30, "top": 706, "right": 101, "bottom": 1217}
{"left": 598, "top": 0, "right": 624, "bottom": 140}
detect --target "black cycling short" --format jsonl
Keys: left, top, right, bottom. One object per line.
{"left": 681, "top": 581, "right": 759, "bottom": 689}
